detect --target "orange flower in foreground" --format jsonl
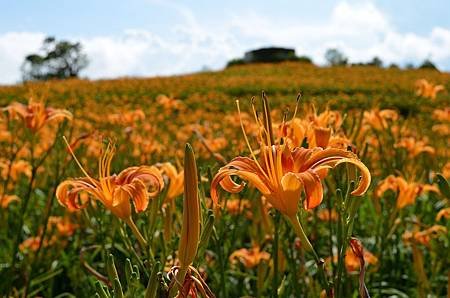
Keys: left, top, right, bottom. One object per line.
{"left": 229, "top": 246, "right": 270, "bottom": 268}
{"left": 211, "top": 96, "right": 371, "bottom": 217}
{"left": 3, "top": 98, "right": 72, "bottom": 132}
{"left": 56, "top": 139, "right": 164, "bottom": 220}
{"left": 375, "top": 175, "right": 438, "bottom": 209}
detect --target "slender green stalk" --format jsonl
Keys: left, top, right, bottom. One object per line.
{"left": 125, "top": 217, "right": 148, "bottom": 250}
{"left": 286, "top": 214, "right": 331, "bottom": 296}
{"left": 272, "top": 212, "right": 280, "bottom": 297}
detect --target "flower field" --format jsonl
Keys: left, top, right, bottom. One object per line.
{"left": 0, "top": 62, "right": 449, "bottom": 297}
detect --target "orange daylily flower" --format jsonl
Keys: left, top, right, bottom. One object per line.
{"left": 229, "top": 246, "right": 271, "bottom": 268}
{"left": 0, "top": 159, "right": 32, "bottom": 181}
{"left": 3, "top": 98, "right": 72, "bottom": 132}
{"left": 157, "top": 94, "right": 183, "bottom": 110}
{"left": 56, "top": 139, "right": 164, "bottom": 221}
{"left": 0, "top": 194, "right": 20, "bottom": 208}
{"left": 48, "top": 216, "right": 78, "bottom": 237}
{"left": 442, "top": 162, "right": 450, "bottom": 179}
{"left": 362, "top": 108, "right": 398, "bottom": 131}
{"left": 211, "top": 96, "right": 371, "bottom": 217}
{"left": 395, "top": 137, "right": 435, "bottom": 157}
{"left": 431, "top": 124, "right": 449, "bottom": 136}
{"left": 436, "top": 208, "right": 450, "bottom": 221}
{"left": 432, "top": 107, "right": 450, "bottom": 122}
{"left": 19, "top": 237, "right": 46, "bottom": 252}
{"left": 375, "top": 175, "right": 439, "bottom": 209}
{"left": 107, "top": 109, "right": 145, "bottom": 127}
{"left": 316, "top": 208, "right": 338, "bottom": 222}
{"left": 281, "top": 105, "right": 350, "bottom": 150}
{"left": 415, "top": 79, "right": 445, "bottom": 99}
{"left": 402, "top": 225, "right": 447, "bottom": 247}
{"left": 225, "top": 198, "right": 252, "bottom": 215}
{"left": 159, "top": 162, "right": 184, "bottom": 203}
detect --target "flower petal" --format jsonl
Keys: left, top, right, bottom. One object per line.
{"left": 278, "top": 172, "right": 303, "bottom": 215}
{"left": 211, "top": 157, "right": 271, "bottom": 205}
{"left": 303, "top": 148, "right": 371, "bottom": 196}
{"left": 296, "top": 170, "right": 324, "bottom": 209}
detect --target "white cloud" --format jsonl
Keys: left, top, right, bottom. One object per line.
{"left": 0, "top": 1, "right": 449, "bottom": 85}
{"left": 0, "top": 32, "right": 45, "bottom": 84}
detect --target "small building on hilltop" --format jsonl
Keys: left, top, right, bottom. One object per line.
{"left": 227, "top": 47, "right": 312, "bottom": 67}
{"left": 244, "top": 47, "right": 296, "bottom": 63}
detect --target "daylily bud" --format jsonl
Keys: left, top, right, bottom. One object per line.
{"left": 178, "top": 143, "right": 200, "bottom": 269}
{"left": 169, "top": 144, "right": 201, "bottom": 297}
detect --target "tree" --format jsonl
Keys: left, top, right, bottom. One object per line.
{"left": 21, "top": 37, "right": 89, "bottom": 81}
{"left": 419, "top": 59, "right": 439, "bottom": 71}
{"left": 325, "top": 48, "right": 348, "bottom": 66}
{"left": 368, "top": 56, "right": 383, "bottom": 67}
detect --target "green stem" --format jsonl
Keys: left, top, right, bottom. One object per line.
{"left": 125, "top": 217, "right": 148, "bottom": 250}
{"left": 272, "top": 212, "right": 280, "bottom": 297}
{"left": 287, "top": 214, "right": 331, "bottom": 296}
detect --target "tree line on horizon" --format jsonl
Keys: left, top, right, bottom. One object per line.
{"left": 21, "top": 37, "right": 440, "bottom": 83}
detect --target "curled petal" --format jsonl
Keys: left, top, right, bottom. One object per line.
{"left": 56, "top": 179, "right": 97, "bottom": 211}
{"left": 129, "top": 179, "right": 150, "bottom": 212}
{"left": 211, "top": 168, "right": 270, "bottom": 206}
{"left": 211, "top": 157, "right": 270, "bottom": 205}
{"left": 219, "top": 174, "right": 246, "bottom": 194}
{"left": 296, "top": 170, "right": 324, "bottom": 209}
{"left": 303, "top": 148, "right": 371, "bottom": 196}
{"left": 117, "top": 166, "right": 164, "bottom": 197}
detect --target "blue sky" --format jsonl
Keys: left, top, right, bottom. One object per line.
{"left": 1, "top": 0, "right": 450, "bottom": 84}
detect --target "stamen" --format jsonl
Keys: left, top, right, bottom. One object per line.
{"left": 280, "top": 108, "right": 289, "bottom": 136}
{"left": 236, "top": 100, "right": 269, "bottom": 181}
{"left": 291, "top": 92, "right": 302, "bottom": 121}
{"left": 261, "top": 91, "right": 274, "bottom": 146}
{"left": 251, "top": 102, "right": 266, "bottom": 146}
{"left": 251, "top": 99, "right": 275, "bottom": 183}
{"left": 63, "top": 136, "right": 96, "bottom": 185}
{"left": 261, "top": 92, "right": 277, "bottom": 184}
{"left": 104, "top": 142, "right": 115, "bottom": 192}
